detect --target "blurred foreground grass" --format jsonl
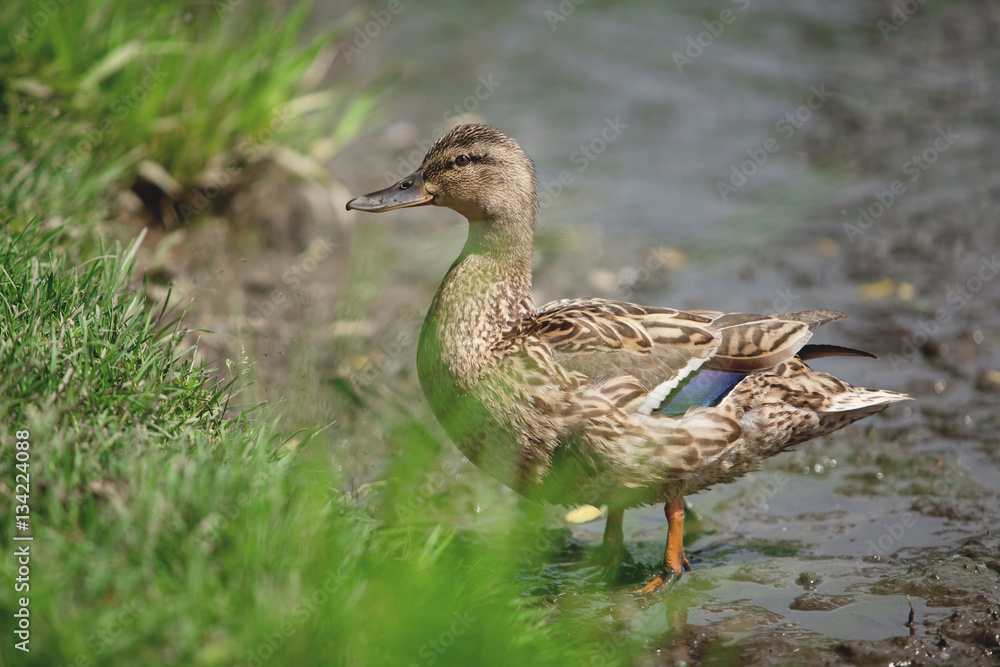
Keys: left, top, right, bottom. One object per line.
{"left": 0, "top": 2, "right": 647, "bottom": 665}
{"left": 0, "top": 223, "right": 623, "bottom": 667}
{"left": 1, "top": 0, "right": 373, "bottom": 227}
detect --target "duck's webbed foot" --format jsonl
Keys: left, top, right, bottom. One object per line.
{"left": 635, "top": 496, "right": 691, "bottom": 594}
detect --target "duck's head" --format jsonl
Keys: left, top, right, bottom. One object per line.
{"left": 346, "top": 124, "right": 538, "bottom": 225}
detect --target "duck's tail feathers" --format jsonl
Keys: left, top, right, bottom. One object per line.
{"left": 798, "top": 343, "right": 877, "bottom": 360}
{"left": 822, "top": 387, "right": 910, "bottom": 413}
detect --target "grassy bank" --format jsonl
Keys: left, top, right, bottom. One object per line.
{"left": 0, "top": 2, "right": 641, "bottom": 665}
{"left": 0, "top": 221, "right": 635, "bottom": 666}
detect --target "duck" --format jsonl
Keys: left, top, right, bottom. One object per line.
{"left": 346, "top": 123, "right": 909, "bottom": 592}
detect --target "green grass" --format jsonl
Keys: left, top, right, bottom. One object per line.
{"left": 0, "top": 220, "right": 640, "bottom": 666}
{"left": 1, "top": 0, "right": 375, "bottom": 225}
{"left": 0, "top": 3, "right": 657, "bottom": 665}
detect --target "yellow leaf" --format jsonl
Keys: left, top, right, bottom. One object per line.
{"left": 859, "top": 278, "right": 896, "bottom": 300}
{"left": 565, "top": 505, "right": 605, "bottom": 524}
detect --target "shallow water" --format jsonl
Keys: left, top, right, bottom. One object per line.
{"left": 314, "top": 0, "right": 1000, "bottom": 662}
{"left": 332, "top": 1, "right": 891, "bottom": 238}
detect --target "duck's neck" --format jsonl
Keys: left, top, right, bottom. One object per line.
{"left": 419, "top": 214, "right": 536, "bottom": 383}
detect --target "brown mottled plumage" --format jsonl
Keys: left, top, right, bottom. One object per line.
{"left": 346, "top": 123, "right": 909, "bottom": 592}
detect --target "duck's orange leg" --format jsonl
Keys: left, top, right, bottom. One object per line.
{"left": 636, "top": 496, "right": 691, "bottom": 593}
{"left": 665, "top": 496, "right": 692, "bottom": 574}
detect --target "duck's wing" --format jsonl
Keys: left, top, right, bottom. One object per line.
{"left": 530, "top": 298, "right": 846, "bottom": 416}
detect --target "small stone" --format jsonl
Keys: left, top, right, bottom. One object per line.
{"left": 795, "top": 571, "right": 823, "bottom": 590}
{"left": 789, "top": 593, "right": 855, "bottom": 611}
{"left": 975, "top": 369, "right": 1000, "bottom": 392}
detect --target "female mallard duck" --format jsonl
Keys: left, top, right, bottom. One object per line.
{"left": 346, "top": 123, "right": 908, "bottom": 592}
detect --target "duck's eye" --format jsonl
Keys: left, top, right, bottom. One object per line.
{"left": 455, "top": 155, "right": 471, "bottom": 167}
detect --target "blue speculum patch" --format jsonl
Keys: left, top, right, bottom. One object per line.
{"left": 660, "top": 369, "right": 745, "bottom": 415}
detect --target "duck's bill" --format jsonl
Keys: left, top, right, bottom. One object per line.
{"left": 346, "top": 171, "right": 433, "bottom": 212}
